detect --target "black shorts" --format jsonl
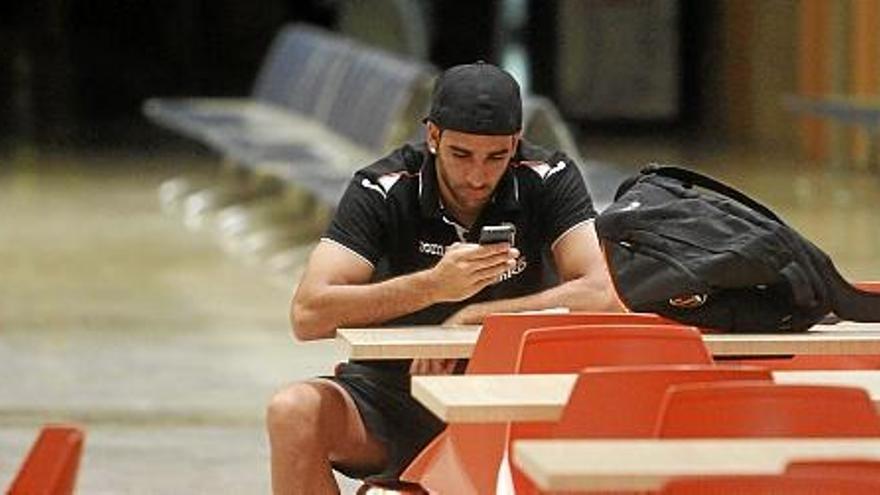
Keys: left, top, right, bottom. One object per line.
{"left": 322, "top": 361, "right": 446, "bottom": 480}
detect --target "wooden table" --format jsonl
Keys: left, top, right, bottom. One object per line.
{"left": 513, "top": 438, "right": 880, "bottom": 492}
{"left": 337, "top": 322, "right": 880, "bottom": 360}
{"left": 411, "top": 370, "right": 880, "bottom": 422}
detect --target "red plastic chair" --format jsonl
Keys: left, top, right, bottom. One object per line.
{"left": 660, "top": 474, "right": 880, "bottom": 494}
{"left": 785, "top": 458, "right": 880, "bottom": 480}
{"left": 655, "top": 382, "right": 880, "bottom": 438}
{"left": 7, "top": 425, "right": 85, "bottom": 495}
{"left": 397, "top": 312, "right": 679, "bottom": 495}
{"left": 507, "top": 364, "right": 771, "bottom": 495}
{"left": 716, "top": 353, "right": 880, "bottom": 370}
{"left": 855, "top": 281, "right": 880, "bottom": 293}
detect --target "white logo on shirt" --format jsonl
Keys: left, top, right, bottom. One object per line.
{"left": 360, "top": 178, "right": 387, "bottom": 199}
{"left": 419, "top": 241, "right": 446, "bottom": 257}
{"left": 522, "top": 160, "right": 567, "bottom": 180}
{"left": 620, "top": 200, "right": 641, "bottom": 212}
{"left": 499, "top": 256, "right": 528, "bottom": 282}
{"left": 359, "top": 173, "right": 406, "bottom": 200}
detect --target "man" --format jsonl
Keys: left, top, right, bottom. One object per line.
{"left": 267, "top": 62, "right": 624, "bottom": 494}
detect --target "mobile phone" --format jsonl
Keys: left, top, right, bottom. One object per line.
{"left": 478, "top": 224, "right": 516, "bottom": 245}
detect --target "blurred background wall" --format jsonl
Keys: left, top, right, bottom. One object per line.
{"left": 1, "top": 0, "right": 877, "bottom": 165}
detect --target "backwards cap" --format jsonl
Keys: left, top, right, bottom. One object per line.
{"left": 425, "top": 61, "right": 522, "bottom": 135}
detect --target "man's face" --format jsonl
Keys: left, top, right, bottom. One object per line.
{"left": 427, "top": 122, "right": 519, "bottom": 225}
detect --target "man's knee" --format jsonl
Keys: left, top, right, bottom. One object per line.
{"left": 266, "top": 382, "right": 326, "bottom": 446}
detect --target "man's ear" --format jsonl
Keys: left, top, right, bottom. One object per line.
{"left": 426, "top": 122, "right": 440, "bottom": 154}
{"left": 510, "top": 131, "right": 522, "bottom": 153}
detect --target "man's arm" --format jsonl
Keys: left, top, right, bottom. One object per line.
{"left": 291, "top": 240, "right": 518, "bottom": 340}
{"left": 443, "top": 221, "right": 626, "bottom": 325}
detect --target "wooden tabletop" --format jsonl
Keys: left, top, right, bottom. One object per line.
{"left": 411, "top": 370, "right": 880, "bottom": 422}
{"left": 412, "top": 374, "right": 576, "bottom": 422}
{"left": 336, "top": 325, "right": 480, "bottom": 359}
{"left": 513, "top": 438, "right": 880, "bottom": 492}
{"left": 337, "top": 322, "right": 880, "bottom": 360}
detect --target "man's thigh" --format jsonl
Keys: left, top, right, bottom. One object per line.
{"left": 307, "top": 378, "right": 388, "bottom": 470}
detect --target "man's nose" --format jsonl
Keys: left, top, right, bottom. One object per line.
{"left": 467, "top": 165, "right": 488, "bottom": 188}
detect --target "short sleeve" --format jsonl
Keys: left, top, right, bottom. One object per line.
{"left": 541, "top": 155, "right": 597, "bottom": 247}
{"left": 323, "top": 176, "right": 389, "bottom": 267}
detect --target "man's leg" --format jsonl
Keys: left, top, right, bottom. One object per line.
{"left": 267, "top": 379, "right": 388, "bottom": 495}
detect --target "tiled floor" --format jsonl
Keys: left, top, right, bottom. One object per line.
{"left": 0, "top": 150, "right": 354, "bottom": 493}
{"left": 0, "top": 142, "right": 878, "bottom": 493}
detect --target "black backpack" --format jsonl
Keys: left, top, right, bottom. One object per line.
{"left": 595, "top": 165, "right": 880, "bottom": 333}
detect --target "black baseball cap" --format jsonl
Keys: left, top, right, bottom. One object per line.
{"left": 425, "top": 61, "right": 522, "bottom": 135}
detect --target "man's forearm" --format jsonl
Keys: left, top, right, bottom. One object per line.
{"left": 448, "top": 275, "right": 625, "bottom": 325}
{"left": 292, "top": 269, "right": 439, "bottom": 340}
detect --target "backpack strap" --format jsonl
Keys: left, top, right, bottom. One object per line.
{"left": 643, "top": 165, "right": 785, "bottom": 224}
{"left": 812, "top": 247, "right": 880, "bottom": 321}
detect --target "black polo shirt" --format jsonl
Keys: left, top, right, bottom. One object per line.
{"left": 324, "top": 140, "right": 596, "bottom": 330}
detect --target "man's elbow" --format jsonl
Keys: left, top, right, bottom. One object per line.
{"left": 568, "top": 275, "right": 626, "bottom": 313}
{"left": 289, "top": 297, "right": 334, "bottom": 341}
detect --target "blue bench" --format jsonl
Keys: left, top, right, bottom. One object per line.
{"left": 144, "top": 23, "right": 436, "bottom": 205}
{"left": 522, "top": 95, "right": 585, "bottom": 167}
{"left": 144, "top": 23, "right": 590, "bottom": 220}
{"left": 784, "top": 94, "right": 880, "bottom": 169}
{"left": 784, "top": 94, "right": 880, "bottom": 129}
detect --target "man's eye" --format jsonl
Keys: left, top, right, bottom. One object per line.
{"left": 452, "top": 152, "right": 468, "bottom": 158}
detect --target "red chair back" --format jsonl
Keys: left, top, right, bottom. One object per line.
{"left": 785, "top": 458, "right": 880, "bottom": 480}
{"left": 716, "top": 354, "right": 880, "bottom": 370}
{"left": 556, "top": 365, "right": 772, "bottom": 438}
{"left": 660, "top": 474, "right": 880, "bottom": 494}
{"left": 516, "top": 324, "right": 712, "bottom": 374}
{"left": 655, "top": 382, "right": 880, "bottom": 438}
{"left": 8, "top": 425, "right": 85, "bottom": 495}
{"left": 467, "top": 312, "right": 676, "bottom": 374}
{"left": 856, "top": 281, "right": 880, "bottom": 293}
{"left": 508, "top": 365, "right": 772, "bottom": 495}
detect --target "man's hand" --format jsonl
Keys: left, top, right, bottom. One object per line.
{"left": 409, "top": 358, "right": 460, "bottom": 375}
{"left": 429, "top": 243, "right": 519, "bottom": 302}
